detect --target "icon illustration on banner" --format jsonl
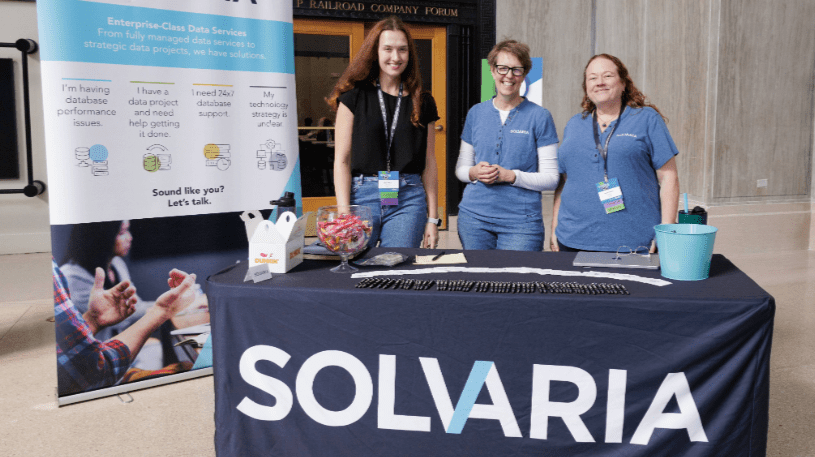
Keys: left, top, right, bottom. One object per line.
{"left": 74, "top": 144, "right": 109, "bottom": 176}
{"left": 256, "top": 138, "right": 287, "bottom": 171}
{"left": 143, "top": 144, "right": 172, "bottom": 172}
{"left": 204, "top": 143, "right": 231, "bottom": 171}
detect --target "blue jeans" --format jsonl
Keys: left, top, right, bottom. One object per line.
{"left": 351, "top": 173, "right": 427, "bottom": 248}
{"left": 457, "top": 209, "right": 544, "bottom": 251}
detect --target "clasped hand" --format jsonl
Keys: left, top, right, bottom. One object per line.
{"left": 470, "top": 162, "right": 515, "bottom": 185}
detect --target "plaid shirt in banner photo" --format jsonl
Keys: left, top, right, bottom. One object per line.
{"left": 53, "top": 260, "right": 132, "bottom": 397}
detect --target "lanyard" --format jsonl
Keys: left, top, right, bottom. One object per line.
{"left": 592, "top": 105, "right": 624, "bottom": 182}
{"left": 376, "top": 80, "right": 403, "bottom": 172}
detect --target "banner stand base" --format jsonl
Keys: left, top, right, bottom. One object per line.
{"left": 58, "top": 367, "right": 213, "bottom": 407}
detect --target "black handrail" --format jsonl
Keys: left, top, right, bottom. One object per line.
{"left": 0, "top": 39, "right": 45, "bottom": 197}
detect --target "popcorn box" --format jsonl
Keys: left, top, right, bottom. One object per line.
{"left": 249, "top": 212, "right": 311, "bottom": 273}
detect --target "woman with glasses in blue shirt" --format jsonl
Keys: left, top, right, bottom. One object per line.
{"left": 455, "top": 40, "right": 559, "bottom": 251}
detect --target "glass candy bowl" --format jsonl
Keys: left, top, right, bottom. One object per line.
{"left": 316, "top": 205, "right": 373, "bottom": 273}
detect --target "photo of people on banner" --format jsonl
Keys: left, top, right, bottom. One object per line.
{"left": 51, "top": 213, "right": 248, "bottom": 397}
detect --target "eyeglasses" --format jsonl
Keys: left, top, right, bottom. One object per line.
{"left": 614, "top": 245, "right": 651, "bottom": 260}
{"left": 494, "top": 65, "right": 524, "bottom": 77}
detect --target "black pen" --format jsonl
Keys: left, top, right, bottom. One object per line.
{"left": 431, "top": 251, "right": 446, "bottom": 261}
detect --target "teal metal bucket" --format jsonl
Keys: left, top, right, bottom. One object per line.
{"left": 654, "top": 224, "right": 718, "bottom": 281}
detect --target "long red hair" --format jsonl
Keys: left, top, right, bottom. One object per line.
{"left": 580, "top": 53, "right": 667, "bottom": 122}
{"left": 327, "top": 16, "right": 424, "bottom": 127}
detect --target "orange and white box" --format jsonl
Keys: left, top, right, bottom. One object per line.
{"left": 249, "top": 211, "right": 311, "bottom": 273}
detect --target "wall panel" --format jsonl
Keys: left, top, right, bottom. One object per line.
{"left": 497, "top": 0, "right": 592, "bottom": 139}
{"left": 595, "top": 0, "right": 645, "bottom": 89}
{"left": 645, "top": 0, "right": 710, "bottom": 198}
{"left": 714, "top": 0, "right": 815, "bottom": 199}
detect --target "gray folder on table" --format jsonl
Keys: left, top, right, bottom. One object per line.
{"left": 573, "top": 251, "right": 660, "bottom": 269}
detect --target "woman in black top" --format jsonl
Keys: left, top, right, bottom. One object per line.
{"left": 327, "top": 16, "right": 440, "bottom": 248}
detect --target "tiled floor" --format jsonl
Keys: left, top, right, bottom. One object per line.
{"left": 1, "top": 224, "right": 813, "bottom": 456}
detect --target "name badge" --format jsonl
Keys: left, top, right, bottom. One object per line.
{"left": 378, "top": 171, "right": 399, "bottom": 206}
{"left": 596, "top": 178, "right": 625, "bottom": 214}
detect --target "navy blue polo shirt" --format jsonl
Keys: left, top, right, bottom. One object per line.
{"left": 459, "top": 98, "right": 558, "bottom": 221}
{"left": 556, "top": 106, "right": 679, "bottom": 251}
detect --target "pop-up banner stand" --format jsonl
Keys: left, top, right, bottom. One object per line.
{"left": 37, "top": 0, "right": 300, "bottom": 405}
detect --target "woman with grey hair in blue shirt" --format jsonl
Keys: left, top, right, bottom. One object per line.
{"left": 455, "top": 39, "right": 559, "bottom": 251}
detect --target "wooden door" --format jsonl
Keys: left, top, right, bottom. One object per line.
{"left": 408, "top": 24, "right": 447, "bottom": 229}
{"left": 293, "top": 19, "right": 447, "bottom": 229}
{"left": 293, "top": 19, "right": 364, "bottom": 214}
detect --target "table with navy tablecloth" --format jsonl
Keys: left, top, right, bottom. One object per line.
{"left": 207, "top": 248, "right": 774, "bottom": 456}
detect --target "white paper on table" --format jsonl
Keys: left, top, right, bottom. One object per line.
{"left": 351, "top": 266, "right": 672, "bottom": 286}
{"left": 245, "top": 264, "right": 273, "bottom": 283}
{"left": 414, "top": 253, "right": 468, "bottom": 265}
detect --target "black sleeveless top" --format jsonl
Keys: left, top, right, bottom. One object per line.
{"left": 338, "top": 83, "right": 439, "bottom": 175}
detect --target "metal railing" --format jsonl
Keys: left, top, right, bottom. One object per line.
{"left": 0, "top": 39, "right": 45, "bottom": 197}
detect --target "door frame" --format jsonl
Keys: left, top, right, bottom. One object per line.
{"left": 407, "top": 24, "right": 447, "bottom": 229}
{"left": 293, "top": 19, "right": 365, "bottom": 215}
{"left": 294, "top": 19, "right": 448, "bottom": 230}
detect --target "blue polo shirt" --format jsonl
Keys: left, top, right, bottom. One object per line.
{"left": 459, "top": 98, "right": 558, "bottom": 221}
{"left": 556, "top": 106, "right": 679, "bottom": 251}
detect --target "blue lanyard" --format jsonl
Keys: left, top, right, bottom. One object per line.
{"left": 376, "top": 80, "right": 402, "bottom": 172}
{"left": 592, "top": 106, "right": 624, "bottom": 182}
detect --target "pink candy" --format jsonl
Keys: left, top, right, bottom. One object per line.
{"left": 318, "top": 214, "right": 372, "bottom": 253}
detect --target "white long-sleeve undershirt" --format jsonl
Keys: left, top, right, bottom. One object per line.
{"left": 455, "top": 140, "right": 559, "bottom": 192}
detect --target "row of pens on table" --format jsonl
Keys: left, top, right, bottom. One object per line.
{"left": 354, "top": 278, "right": 630, "bottom": 295}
